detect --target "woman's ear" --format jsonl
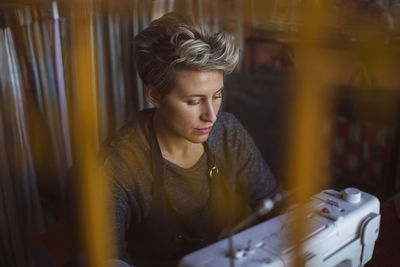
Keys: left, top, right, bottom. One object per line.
{"left": 146, "top": 85, "right": 161, "bottom": 108}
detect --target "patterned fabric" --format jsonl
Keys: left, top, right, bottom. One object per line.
{"left": 325, "top": 116, "right": 394, "bottom": 198}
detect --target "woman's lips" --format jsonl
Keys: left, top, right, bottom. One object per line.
{"left": 195, "top": 126, "right": 212, "bottom": 134}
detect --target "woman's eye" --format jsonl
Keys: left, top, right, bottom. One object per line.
{"left": 214, "top": 93, "right": 222, "bottom": 99}
{"left": 187, "top": 100, "right": 200, "bottom": 105}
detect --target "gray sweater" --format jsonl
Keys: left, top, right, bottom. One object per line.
{"left": 102, "top": 108, "right": 279, "bottom": 261}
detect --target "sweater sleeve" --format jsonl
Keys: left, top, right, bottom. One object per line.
{"left": 100, "top": 110, "right": 155, "bottom": 263}
{"left": 102, "top": 152, "right": 142, "bottom": 263}
{"left": 219, "top": 113, "right": 280, "bottom": 209}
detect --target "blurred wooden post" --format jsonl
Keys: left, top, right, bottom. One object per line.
{"left": 286, "top": 1, "right": 332, "bottom": 265}
{"left": 70, "top": 0, "right": 116, "bottom": 266}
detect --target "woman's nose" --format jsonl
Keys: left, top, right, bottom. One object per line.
{"left": 201, "top": 102, "right": 217, "bottom": 123}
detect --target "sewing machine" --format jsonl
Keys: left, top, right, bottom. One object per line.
{"left": 179, "top": 188, "right": 380, "bottom": 267}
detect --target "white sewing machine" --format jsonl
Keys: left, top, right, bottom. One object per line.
{"left": 179, "top": 188, "right": 380, "bottom": 267}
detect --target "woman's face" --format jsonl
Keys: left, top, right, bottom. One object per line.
{"left": 156, "top": 69, "right": 224, "bottom": 144}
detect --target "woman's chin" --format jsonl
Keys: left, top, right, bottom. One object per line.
{"left": 188, "top": 133, "right": 210, "bottom": 144}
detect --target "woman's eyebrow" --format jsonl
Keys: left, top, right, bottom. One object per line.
{"left": 182, "top": 87, "right": 224, "bottom": 98}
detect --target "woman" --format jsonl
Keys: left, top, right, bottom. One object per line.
{"left": 103, "top": 12, "right": 280, "bottom": 267}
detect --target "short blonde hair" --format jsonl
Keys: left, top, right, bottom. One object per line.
{"left": 135, "top": 12, "right": 239, "bottom": 97}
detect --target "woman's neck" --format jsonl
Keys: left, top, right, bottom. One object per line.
{"left": 153, "top": 110, "right": 204, "bottom": 168}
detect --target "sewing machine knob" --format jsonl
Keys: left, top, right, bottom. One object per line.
{"left": 342, "top": 188, "right": 361, "bottom": 203}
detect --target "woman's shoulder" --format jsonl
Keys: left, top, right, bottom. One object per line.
{"left": 216, "top": 110, "right": 238, "bottom": 123}
{"left": 212, "top": 111, "right": 246, "bottom": 137}
{"left": 101, "top": 109, "right": 154, "bottom": 182}
{"left": 101, "top": 110, "right": 155, "bottom": 211}
{"left": 208, "top": 111, "right": 248, "bottom": 151}
{"left": 103, "top": 109, "right": 154, "bottom": 155}
{"left": 214, "top": 111, "right": 242, "bottom": 130}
